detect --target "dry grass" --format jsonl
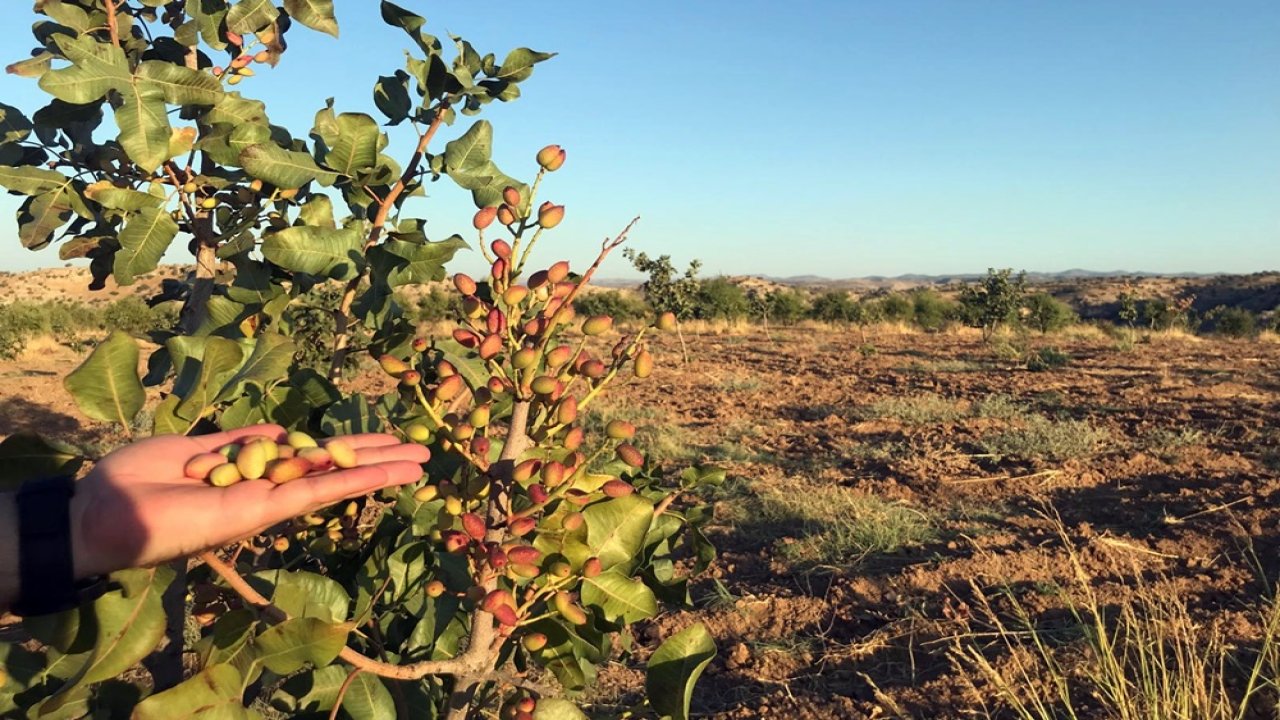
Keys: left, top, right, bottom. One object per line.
{"left": 949, "top": 518, "right": 1280, "bottom": 720}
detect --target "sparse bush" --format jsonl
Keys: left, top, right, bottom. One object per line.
{"left": 1024, "top": 292, "right": 1076, "bottom": 333}
{"left": 751, "top": 288, "right": 807, "bottom": 325}
{"left": 911, "top": 289, "right": 958, "bottom": 331}
{"left": 877, "top": 293, "right": 915, "bottom": 323}
{"left": 573, "top": 288, "right": 648, "bottom": 322}
{"left": 979, "top": 416, "right": 1108, "bottom": 463}
{"left": 408, "top": 286, "right": 460, "bottom": 323}
{"left": 959, "top": 268, "right": 1027, "bottom": 339}
{"left": 103, "top": 296, "right": 176, "bottom": 335}
{"left": 695, "top": 277, "right": 749, "bottom": 321}
{"left": 809, "top": 290, "right": 858, "bottom": 322}
{"left": 861, "top": 394, "right": 964, "bottom": 424}
{"left": 625, "top": 248, "right": 702, "bottom": 320}
{"left": 1025, "top": 346, "right": 1070, "bottom": 372}
{"left": 1208, "top": 306, "right": 1256, "bottom": 338}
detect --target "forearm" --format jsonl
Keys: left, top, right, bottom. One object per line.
{"left": 0, "top": 492, "right": 18, "bottom": 608}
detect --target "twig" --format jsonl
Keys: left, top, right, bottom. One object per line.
{"left": 104, "top": 0, "right": 120, "bottom": 46}
{"left": 944, "top": 469, "right": 1062, "bottom": 485}
{"left": 329, "top": 668, "right": 363, "bottom": 720}
{"left": 1162, "top": 496, "right": 1250, "bottom": 525}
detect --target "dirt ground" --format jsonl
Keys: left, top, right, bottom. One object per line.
{"left": 3, "top": 324, "right": 1279, "bottom": 718}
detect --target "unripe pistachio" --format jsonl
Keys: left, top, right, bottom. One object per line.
{"left": 513, "top": 459, "right": 541, "bottom": 483}
{"left": 545, "top": 345, "right": 573, "bottom": 369}
{"left": 470, "top": 436, "right": 491, "bottom": 457}
{"left": 253, "top": 50, "right": 271, "bottom": 63}
{"left": 208, "top": 462, "right": 243, "bottom": 487}
{"left": 491, "top": 602, "right": 520, "bottom": 625}
{"left": 656, "top": 311, "right": 677, "bottom": 331}
{"left": 497, "top": 204, "right": 516, "bottom": 226}
{"left": 326, "top": 439, "right": 358, "bottom": 469}
{"left": 603, "top": 479, "right": 634, "bottom": 498}
{"left": 226, "top": 74, "right": 243, "bottom": 86}
{"left": 491, "top": 238, "right": 512, "bottom": 259}
{"left": 606, "top": 420, "right": 636, "bottom": 440}
{"left": 400, "top": 369, "right": 422, "bottom": 387}
{"left": 452, "top": 328, "right": 481, "bottom": 349}
{"left": 540, "top": 461, "right": 567, "bottom": 488}
{"left": 503, "top": 285, "right": 528, "bottom": 306}
{"left": 200, "top": 196, "right": 218, "bottom": 209}
{"left": 556, "top": 396, "right": 578, "bottom": 425}
{"left": 517, "top": 698, "right": 537, "bottom": 714}
{"left": 414, "top": 484, "right": 439, "bottom": 502}
{"left": 184, "top": 452, "right": 226, "bottom": 479}
{"left": 554, "top": 591, "right": 588, "bottom": 625}
{"left": 536, "top": 144, "right": 566, "bottom": 171}
{"left": 487, "top": 545, "right": 509, "bottom": 570}
{"left": 231, "top": 54, "right": 252, "bottom": 69}
{"left": 298, "top": 447, "right": 333, "bottom": 470}
{"left": 444, "top": 496, "right": 464, "bottom": 516}
{"left": 509, "top": 563, "right": 541, "bottom": 579}
{"left": 583, "top": 557, "right": 603, "bottom": 578}
{"left": 616, "top": 443, "right": 644, "bottom": 468}
{"left": 273, "top": 536, "right": 290, "bottom": 552}
{"left": 182, "top": 181, "right": 198, "bottom": 193}
{"left": 235, "top": 441, "right": 269, "bottom": 480}
{"left": 481, "top": 588, "right": 515, "bottom": 613}
{"left": 276, "top": 444, "right": 296, "bottom": 461}
{"left": 450, "top": 422, "right": 475, "bottom": 442}
{"left": 582, "top": 315, "right": 613, "bottom": 336}
{"left": 267, "top": 457, "right": 312, "bottom": 484}
{"left": 406, "top": 422, "right": 431, "bottom": 443}
{"left": 509, "top": 516, "right": 536, "bottom": 536}
{"left": 437, "top": 360, "right": 458, "bottom": 378}
{"left": 527, "top": 270, "right": 549, "bottom": 290}
{"left": 562, "top": 512, "right": 585, "bottom": 531}
{"left": 530, "top": 375, "right": 558, "bottom": 396}
{"left": 469, "top": 405, "right": 491, "bottom": 428}
{"left": 563, "top": 427, "right": 585, "bottom": 451}
{"left": 634, "top": 349, "right": 654, "bottom": 379}
{"left": 537, "top": 203, "right": 565, "bottom": 229}
{"left": 502, "top": 186, "right": 521, "bottom": 207}
{"left": 473, "top": 206, "right": 497, "bottom": 230}
{"left": 546, "top": 261, "right": 571, "bottom": 284}
{"left": 453, "top": 273, "right": 478, "bottom": 296}
{"left": 379, "top": 354, "right": 409, "bottom": 377}
{"left": 411, "top": 337, "right": 429, "bottom": 353}
{"left": 425, "top": 579, "right": 446, "bottom": 598}
{"left": 527, "top": 484, "right": 549, "bottom": 505}
{"left": 462, "top": 295, "right": 486, "bottom": 319}
{"left": 491, "top": 257, "right": 508, "bottom": 283}
{"left": 506, "top": 545, "right": 542, "bottom": 566}
{"left": 521, "top": 632, "right": 548, "bottom": 652}
{"left": 486, "top": 377, "right": 506, "bottom": 395}
{"left": 581, "top": 359, "right": 607, "bottom": 379}
{"left": 548, "top": 561, "right": 572, "bottom": 578}
{"left": 442, "top": 530, "right": 469, "bottom": 553}
{"left": 278, "top": 187, "right": 298, "bottom": 200}
{"left": 461, "top": 513, "right": 487, "bottom": 541}
{"left": 287, "top": 431, "right": 318, "bottom": 449}
{"left": 478, "top": 333, "right": 503, "bottom": 360}
{"left": 512, "top": 347, "right": 538, "bottom": 370}
{"left": 486, "top": 308, "right": 505, "bottom": 335}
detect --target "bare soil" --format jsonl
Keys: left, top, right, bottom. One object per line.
{"left": 3, "top": 321, "right": 1279, "bottom": 718}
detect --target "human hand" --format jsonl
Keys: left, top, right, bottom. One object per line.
{"left": 68, "top": 425, "right": 430, "bottom": 578}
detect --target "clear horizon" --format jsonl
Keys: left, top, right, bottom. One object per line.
{"left": 0, "top": 1, "right": 1277, "bottom": 280}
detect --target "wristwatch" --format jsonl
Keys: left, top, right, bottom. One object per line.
{"left": 11, "top": 476, "right": 108, "bottom": 616}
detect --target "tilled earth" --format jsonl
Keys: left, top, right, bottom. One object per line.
{"left": 3, "top": 327, "right": 1279, "bottom": 718}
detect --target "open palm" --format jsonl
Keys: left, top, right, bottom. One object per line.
{"left": 68, "top": 424, "right": 430, "bottom": 578}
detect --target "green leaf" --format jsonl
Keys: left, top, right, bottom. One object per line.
{"left": 443, "top": 120, "right": 492, "bottom": 173}
{"left": 42, "top": 567, "right": 175, "bottom": 715}
{"left": 380, "top": 1, "right": 438, "bottom": 54}
{"left": 0, "top": 165, "right": 77, "bottom": 195}
{"left": 136, "top": 61, "right": 224, "bottom": 106}
{"left": 217, "top": 333, "right": 295, "bottom": 399}
{"left": 18, "top": 193, "right": 73, "bottom": 249}
{"left": 646, "top": 623, "right": 716, "bottom": 720}
{"left": 84, "top": 182, "right": 164, "bottom": 212}
{"left": 584, "top": 494, "right": 655, "bottom": 572}
{"left": 324, "top": 112, "right": 383, "bottom": 177}
{"left": 319, "top": 394, "right": 381, "bottom": 435}
{"left": 226, "top": 0, "right": 280, "bottom": 34}
{"left": 0, "top": 102, "right": 33, "bottom": 144}
{"left": 284, "top": 0, "right": 339, "bottom": 37}
{"left": 38, "top": 35, "right": 129, "bottom": 104}
{"left": 133, "top": 664, "right": 249, "bottom": 720}
{"left": 7, "top": 52, "right": 55, "bottom": 78}
{"left": 261, "top": 225, "right": 363, "bottom": 280}
{"left": 114, "top": 206, "right": 179, "bottom": 284}
{"left": 172, "top": 336, "right": 246, "bottom": 422}
{"left": 207, "top": 92, "right": 269, "bottom": 126}
{"left": 0, "top": 434, "right": 84, "bottom": 490}
{"left": 533, "top": 699, "right": 590, "bottom": 720}
{"left": 152, "top": 394, "right": 189, "bottom": 435}
{"left": 116, "top": 82, "right": 171, "bottom": 173}
{"left": 271, "top": 665, "right": 392, "bottom": 720}
{"left": 495, "top": 47, "right": 555, "bottom": 83}
{"left": 240, "top": 142, "right": 337, "bottom": 188}
{"left": 39, "top": 0, "right": 92, "bottom": 31}
{"left": 580, "top": 568, "right": 658, "bottom": 624}
{"left": 373, "top": 71, "right": 411, "bottom": 125}
{"left": 298, "top": 194, "right": 336, "bottom": 228}
{"left": 247, "top": 570, "right": 351, "bottom": 624}
{"left": 254, "top": 618, "right": 348, "bottom": 675}
{"left": 63, "top": 330, "right": 144, "bottom": 428}
{"left": 339, "top": 673, "right": 394, "bottom": 720}
{"left": 374, "top": 235, "right": 468, "bottom": 287}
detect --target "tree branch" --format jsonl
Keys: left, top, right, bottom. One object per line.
{"left": 104, "top": 0, "right": 120, "bottom": 47}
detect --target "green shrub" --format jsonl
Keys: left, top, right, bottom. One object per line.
{"left": 756, "top": 288, "right": 808, "bottom": 325}
{"left": 103, "top": 296, "right": 175, "bottom": 335}
{"left": 979, "top": 416, "right": 1109, "bottom": 462}
{"left": 958, "top": 268, "right": 1026, "bottom": 339}
{"left": 809, "top": 290, "right": 857, "bottom": 322}
{"left": 911, "top": 289, "right": 958, "bottom": 331}
{"left": 408, "top": 287, "right": 459, "bottom": 323}
{"left": 573, "top": 289, "right": 648, "bottom": 322}
{"left": 695, "top": 277, "right": 748, "bottom": 320}
{"left": 877, "top": 293, "right": 915, "bottom": 323}
{"left": 1024, "top": 292, "right": 1076, "bottom": 333}
{"left": 1209, "top": 306, "right": 1256, "bottom": 338}
{"left": 1026, "top": 346, "right": 1070, "bottom": 372}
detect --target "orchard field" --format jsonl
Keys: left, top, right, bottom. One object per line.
{"left": 3, "top": 295, "right": 1279, "bottom": 719}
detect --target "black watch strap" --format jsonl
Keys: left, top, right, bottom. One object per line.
{"left": 12, "top": 476, "right": 106, "bottom": 616}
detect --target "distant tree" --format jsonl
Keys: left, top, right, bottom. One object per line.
{"left": 623, "top": 249, "right": 702, "bottom": 319}
{"left": 958, "top": 268, "right": 1027, "bottom": 340}
{"left": 877, "top": 293, "right": 915, "bottom": 324}
{"left": 1024, "top": 292, "right": 1077, "bottom": 333}
{"left": 749, "top": 288, "right": 807, "bottom": 326}
{"left": 911, "top": 289, "right": 958, "bottom": 332}
{"left": 1117, "top": 286, "right": 1139, "bottom": 327}
{"left": 1208, "top": 306, "right": 1256, "bottom": 338}
{"left": 809, "top": 290, "right": 857, "bottom": 322}
{"left": 695, "top": 277, "right": 748, "bottom": 321}
{"left": 573, "top": 289, "right": 648, "bottom": 322}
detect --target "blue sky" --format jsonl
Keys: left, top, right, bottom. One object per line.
{"left": 1, "top": 1, "right": 1277, "bottom": 278}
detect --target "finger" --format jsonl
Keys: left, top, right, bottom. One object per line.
{"left": 354, "top": 444, "right": 431, "bottom": 466}
{"left": 261, "top": 460, "right": 425, "bottom": 520}
{"left": 191, "top": 424, "right": 286, "bottom": 451}
{"left": 326, "top": 433, "right": 402, "bottom": 450}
